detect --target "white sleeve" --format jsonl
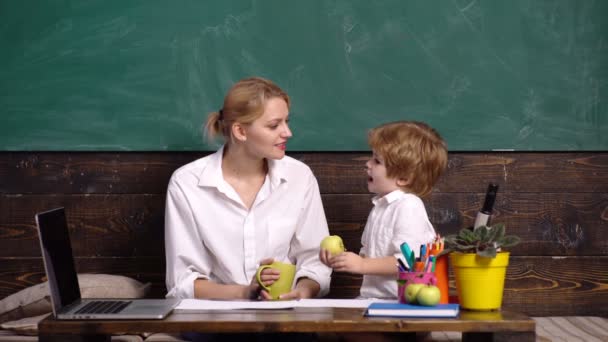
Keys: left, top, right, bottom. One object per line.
{"left": 289, "top": 172, "right": 332, "bottom": 297}
{"left": 390, "top": 200, "right": 436, "bottom": 260}
{"left": 164, "top": 177, "right": 212, "bottom": 299}
{"left": 359, "top": 211, "right": 374, "bottom": 258}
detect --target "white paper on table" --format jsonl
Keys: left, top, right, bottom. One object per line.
{"left": 174, "top": 299, "right": 298, "bottom": 312}
{"left": 295, "top": 299, "right": 374, "bottom": 308}
{"left": 174, "top": 298, "right": 397, "bottom": 312}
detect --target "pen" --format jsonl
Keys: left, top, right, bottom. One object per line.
{"left": 427, "top": 255, "right": 435, "bottom": 273}
{"left": 400, "top": 242, "right": 413, "bottom": 269}
{"left": 410, "top": 250, "right": 415, "bottom": 270}
{"left": 420, "top": 244, "right": 427, "bottom": 262}
{"left": 397, "top": 258, "right": 409, "bottom": 272}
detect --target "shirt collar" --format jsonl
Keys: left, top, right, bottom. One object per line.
{"left": 197, "top": 146, "right": 225, "bottom": 188}
{"left": 371, "top": 189, "right": 406, "bottom": 206}
{"left": 197, "top": 145, "right": 288, "bottom": 190}
{"left": 266, "top": 158, "right": 288, "bottom": 190}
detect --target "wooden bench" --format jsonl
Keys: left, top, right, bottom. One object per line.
{"left": 1, "top": 151, "right": 606, "bottom": 320}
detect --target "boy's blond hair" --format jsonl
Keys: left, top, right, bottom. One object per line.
{"left": 368, "top": 121, "right": 447, "bottom": 197}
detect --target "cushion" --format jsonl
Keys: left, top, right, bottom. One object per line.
{"left": 0, "top": 274, "right": 151, "bottom": 323}
{"left": 143, "top": 333, "right": 189, "bottom": 342}
{"left": 0, "top": 313, "right": 50, "bottom": 336}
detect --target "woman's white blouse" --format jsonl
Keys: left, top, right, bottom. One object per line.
{"left": 164, "top": 147, "right": 331, "bottom": 299}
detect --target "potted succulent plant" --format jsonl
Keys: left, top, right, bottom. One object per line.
{"left": 441, "top": 223, "right": 521, "bottom": 310}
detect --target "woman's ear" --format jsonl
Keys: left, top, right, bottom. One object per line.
{"left": 231, "top": 122, "right": 247, "bottom": 142}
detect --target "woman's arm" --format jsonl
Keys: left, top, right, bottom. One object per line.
{"left": 288, "top": 172, "right": 332, "bottom": 297}
{"left": 274, "top": 277, "right": 320, "bottom": 300}
{"left": 194, "top": 279, "right": 254, "bottom": 300}
{"left": 194, "top": 258, "right": 280, "bottom": 300}
{"left": 165, "top": 178, "right": 213, "bottom": 299}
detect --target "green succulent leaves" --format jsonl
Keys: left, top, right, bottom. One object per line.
{"left": 441, "top": 223, "right": 521, "bottom": 258}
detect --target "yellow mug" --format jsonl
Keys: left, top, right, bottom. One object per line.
{"left": 255, "top": 261, "right": 296, "bottom": 300}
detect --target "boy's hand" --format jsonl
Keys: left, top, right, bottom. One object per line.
{"left": 319, "top": 248, "right": 334, "bottom": 267}
{"left": 327, "top": 251, "right": 365, "bottom": 274}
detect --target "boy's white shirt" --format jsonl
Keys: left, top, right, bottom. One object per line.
{"left": 359, "top": 190, "right": 436, "bottom": 299}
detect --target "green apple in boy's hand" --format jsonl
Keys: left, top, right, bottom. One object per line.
{"left": 416, "top": 285, "right": 441, "bottom": 306}
{"left": 320, "top": 235, "right": 345, "bottom": 256}
{"left": 404, "top": 283, "right": 424, "bottom": 304}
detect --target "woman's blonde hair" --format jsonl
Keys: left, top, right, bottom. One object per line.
{"left": 368, "top": 121, "right": 447, "bottom": 197}
{"left": 204, "top": 77, "right": 290, "bottom": 142}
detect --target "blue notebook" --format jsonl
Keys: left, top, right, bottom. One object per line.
{"left": 365, "top": 302, "right": 459, "bottom": 318}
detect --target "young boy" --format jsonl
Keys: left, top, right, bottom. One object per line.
{"left": 320, "top": 121, "right": 448, "bottom": 299}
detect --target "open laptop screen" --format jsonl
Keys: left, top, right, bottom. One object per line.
{"left": 36, "top": 208, "right": 81, "bottom": 314}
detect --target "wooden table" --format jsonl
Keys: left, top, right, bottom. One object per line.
{"left": 39, "top": 307, "right": 536, "bottom": 342}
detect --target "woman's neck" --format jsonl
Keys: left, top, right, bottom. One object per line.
{"left": 222, "top": 144, "right": 267, "bottom": 179}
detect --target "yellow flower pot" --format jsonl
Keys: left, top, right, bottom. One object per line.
{"left": 449, "top": 252, "right": 510, "bottom": 310}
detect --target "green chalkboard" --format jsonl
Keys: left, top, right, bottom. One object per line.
{"left": 1, "top": 0, "right": 606, "bottom": 151}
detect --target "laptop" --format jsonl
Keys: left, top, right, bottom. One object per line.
{"left": 35, "top": 207, "right": 179, "bottom": 320}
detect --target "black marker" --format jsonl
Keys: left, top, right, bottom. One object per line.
{"left": 397, "top": 257, "right": 409, "bottom": 272}
{"left": 473, "top": 183, "right": 499, "bottom": 229}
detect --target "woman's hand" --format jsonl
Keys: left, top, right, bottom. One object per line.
{"left": 277, "top": 278, "right": 320, "bottom": 300}
{"left": 319, "top": 248, "right": 334, "bottom": 267}
{"left": 248, "top": 258, "right": 280, "bottom": 300}
{"left": 327, "top": 251, "right": 365, "bottom": 274}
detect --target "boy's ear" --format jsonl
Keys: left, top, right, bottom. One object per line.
{"left": 396, "top": 178, "right": 410, "bottom": 187}
{"left": 231, "top": 122, "right": 247, "bottom": 142}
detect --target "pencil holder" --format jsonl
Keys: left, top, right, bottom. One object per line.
{"left": 397, "top": 271, "right": 437, "bottom": 304}
{"left": 432, "top": 253, "right": 450, "bottom": 304}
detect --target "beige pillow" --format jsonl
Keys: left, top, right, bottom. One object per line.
{"left": 0, "top": 313, "right": 50, "bottom": 336}
{"left": 0, "top": 274, "right": 151, "bottom": 323}
{"left": 0, "top": 313, "right": 144, "bottom": 340}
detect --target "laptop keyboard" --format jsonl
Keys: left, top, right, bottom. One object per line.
{"left": 75, "top": 300, "right": 132, "bottom": 314}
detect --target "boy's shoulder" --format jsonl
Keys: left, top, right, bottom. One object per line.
{"left": 390, "top": 191, "right": 426, "bottom": 209}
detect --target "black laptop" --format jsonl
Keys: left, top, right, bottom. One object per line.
{"left": 35, "top": 207, "right": 179, "bottom": 319}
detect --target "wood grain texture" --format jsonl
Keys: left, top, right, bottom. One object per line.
{"left": 38, "top": 308, "right": 535, "bottom": 335}
{"left": 1, "top": 152, "right": 607, "bottom": 194}
{"left": 0, "top": 151, "right": 606, "bottom": 317}
{"left": 1, "top": 256, "right": 605, "bottom": 317}
{"left": 0, "top": 258, "right": 166, "bottom": 301}
{"left": 1, "top": 192, "right": 605, "bottom": 257}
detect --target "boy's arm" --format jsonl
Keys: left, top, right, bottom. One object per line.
{"left": 361, "top": 255, "right": 400, "bottom": 276}
{"left": 329, "top": 252, "right": 399, "bottom": 276}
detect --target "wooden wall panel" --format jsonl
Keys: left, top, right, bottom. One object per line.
{"left": 0, "top": 152, "right": 198, "bottom": 194}
{"left": 0, "top": 151, "right": 606, "bottom": 317}
{"left": 2, "top": 153, "right": 607, "bottom": 194}
{"left": 1, "top": 256, "right": 605, "bottom": 317}
{"left": 2, "top": 192, "right": 605, "bottom": 257}
{"left": 0, "top": 258, "right": 166, "bottom": 301}
{"left": 0, "top": 195, "right": 166, "bottom": 257}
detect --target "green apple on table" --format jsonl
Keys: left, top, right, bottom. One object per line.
{"left": 404, "top": 283, "right": 424, "bottom": 303}
{"left": 320, "top": 235, "right": 345, "bottom": 256}
{"left": 416, "top": 285, "right": 441, "bottom": 306}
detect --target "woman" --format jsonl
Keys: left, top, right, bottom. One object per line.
{"left": 165, "top": 77, "right": 331, "bottom": 301}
